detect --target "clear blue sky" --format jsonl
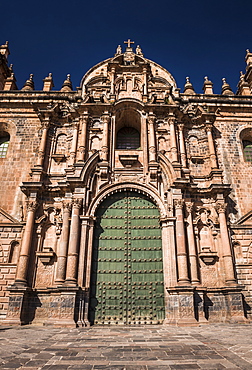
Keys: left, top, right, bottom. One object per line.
{"left": 1, "top": 0, "right": 252, "bottom": 94}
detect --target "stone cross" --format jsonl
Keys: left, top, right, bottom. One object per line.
{"left": 124, "top": 39, "right": 134, "bottom": 48}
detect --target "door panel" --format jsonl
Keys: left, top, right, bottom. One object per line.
{"left": 89, "top": 191, "right": 165, "bottom": 325}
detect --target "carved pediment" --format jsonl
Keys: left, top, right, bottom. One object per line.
{"left": 0, "top": 207, "right": 19, "bottom": 223}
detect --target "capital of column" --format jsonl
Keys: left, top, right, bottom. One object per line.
{"left": 177, "top": 123, "right": 184, "bottom": 131}
{"left": 26, "top": 199, "right": 39, "bottom": 213}
{"left": 72, "top": 198, "right": 82, "bottom": 209}
{"left": 62, "top": 200, "right": 72, "bottom": 213}
{"left": 174, "top": 199, "right": 184, "bottom": 210}
{"left": 205, "top": 123, "right": 213, "bottom": 133}
{"left": 40, "top": 120, "right": 50, "bottom": 130}
{"left": 71, "top": 118, "right": 79, "bottom": 130}
{"left": 215, "top": 201, "right": 227, "bottom": 214}
{"left": 147, "top": 112, "right": 156, "bottom": 125}
{"left": 185, "top": 201, "right": 194, "bottom": 215}
{"left": 101, "top": 112, "right": 110, "bottom": 124}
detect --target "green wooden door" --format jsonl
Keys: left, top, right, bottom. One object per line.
{"left": 89, "top": 191, "right": 165, "bottom": 325}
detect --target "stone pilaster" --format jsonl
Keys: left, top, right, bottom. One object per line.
{"left": 69, "top": 119, "right": 79, "bottom": 166}
{"left": 65, "top": 199, "right": 81, "bottom": 285}
{"left": 168, "top": 114, "right": 178, "bottom": 163}
{"left": 77, "top": 113, "right": 88, "bottom": 162}
{"left": 147, "top": 113, "right": 156, "bottom": 162}
{"left": 15, "top": 200, "right": 38, "bottom": 286}
{"left": 174, "top": 199, "right": 190, "bottom": 285}
{"left": 216, "top": 202, "right": 236, "bottom": 285}
{"left": 178, "top": 123, "right": 187, "bottom": 168}
{"left": 186, "top": 202, "right": 200, "bottom": 285}
{"left": 36, "top": 119, "right": 50, "bottom": 168}
{"left": 55, "top": 201, "right": 72, "bottom": 284}
{"left": 206, "top": 124, "right": 218, "bottom": 169}
{"left": 100, "top": 112, "right": 110, "bottom": 162}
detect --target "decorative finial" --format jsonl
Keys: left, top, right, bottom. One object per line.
{"left": 9, "top": 64, "right": 13, "bottom": 72}
{"left": 21, "top": 73, "right": 34, "bottom": 91}
{"left": 246, "top": 49, "right": 250, "bottom": 53}
{"left": 221, "top": 77, "right": 234, "bottom": 96}
{"left": 48, "top": 73, "right": 52, "bottom": 78}
{"left": 204, "top": 76, "right": 209, "bottom": 82}
{"left": 184, "top": 76, "right": 195, "bottom": 95}
{"left": 61, "top": 73, "right": 73, "bottom": 92}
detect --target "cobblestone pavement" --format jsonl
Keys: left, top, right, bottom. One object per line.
{"left": 0, "top": 324, "right": 252, "bottom": 369}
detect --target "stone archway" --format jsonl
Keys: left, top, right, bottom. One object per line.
{"left": 88, "top": 190, "right": 165, "bottom": 325}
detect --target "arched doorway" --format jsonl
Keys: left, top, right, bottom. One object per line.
{"left": 89, "top": 191, "right": 165, "bottom": 325}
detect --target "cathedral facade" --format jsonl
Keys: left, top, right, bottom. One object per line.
{"left": 0, "top": 40, "right": 252, "bottom": 326}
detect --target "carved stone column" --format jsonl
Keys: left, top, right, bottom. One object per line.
{"left": 148, "top": 113, "right": 156, "bottom": 162}
{"left": 216, "top": 202, "right": 236, "bottom": 284}
{"left": 186, "top": 202, "right": 200, "bottom": 285}
{"left": 55, "top": 201, "right": 72, "bottom": 284}
{"left": 15, "top": 200, "right": 38, "bottom": 286}
{"left": 206, "top": 124, "right": 218, "bottom": 169}
{"left": 65, "top": 199, "right": 81, "bottom": 285}
{"left": 160, "top": 217, "right": 177, "bottom": 288}
{"left": 77, "top": 113, "right": 88, "bottom": 162}
{"left": 174, "top": 199, "right": 190, "bottom": 285}
{"left": 69, "top": 119, "right": 79, "bottom": 166}
{"left": 100, "top": 112, "right": 110, "bottom": 162}
{"left": 169, "top": 114, "right": 178, "bottom": 163}
{"left": 36, "top": 119, "right": 50, "bottom": 167}
{"left": 78, "top": 216, "right": 91, "bottom": 287}
{"left": 110, "top": 67, "right": 115, "bottom": 94}
{"left": 143, "top": 67, "right": 148, "bottom": 95}
{"left": 178, "top": 123, "right": 187, "bottom": 168}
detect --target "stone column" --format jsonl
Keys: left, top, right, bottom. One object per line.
{"left": 174, "top": 199, "right": 190, "bottom": 285}
{"left": 206, "top": 124, "right": 218, "bottom": 168}
{"left": 178, "top": 123, "right": 187, "bottom": 168}
{"left": 37, "top": 119, "right": 50, "bottom": 167}
{"left": 15, "top": 200, "right": 38, "bottom": 286}
{"left": 186, "top": 202, "right": 200, "bottom": 285}
{"left": 160, "top": 217, "right": 177, "bottom": 288}
{"left": 78, "top": 217, "right": 90, "bottom": 287}
{"left": 100, "top": 112, "right": 110, "bottom": 162}
{"left": 69, "top": 119, "right": 79, "bottom": 166}
{"left": 148, "top": 113, "right": 156, "bottom": 162}
{"left": 77, "top": 113, "right": 88, "bottom": 162}
{"left": 169, "top": 114, "right": 178, "bottom": 163}
{"left": 110, "top": 67, "right": 115, "bottom": 94}
{"left": 65, "top": 199, "right": 81, "bottom": 285}
{"left": 55, "top": 201, "right": 72, "bottom": 284}
{"left": 143, "top": 67, "right": 148, "bottom": 95}
{"left": 84, "top": 219, "right": 95, "bottom": 289}
{"left": 216, "top": 202, "right": 236, "bottom": 284}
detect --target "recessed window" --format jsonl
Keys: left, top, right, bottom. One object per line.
{"left": 243, "top": 140, "right": 252, "bottom": 163}
{"left": 0, "top": 134, "right": 10, "bottom": 158}
{"left": 117, "top": 127, "right": 140, "bottom": 150}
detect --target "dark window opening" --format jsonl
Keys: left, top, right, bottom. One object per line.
{"left": 0, "top": 134, "right": 10, "bottom": 158}
{"left": 243, "top": 140, "right": 252, "bottom": 163}
{"left": 117, "top": 127, "right": 140, "bottom": 150}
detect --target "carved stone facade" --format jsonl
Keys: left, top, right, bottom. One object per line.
{"left": 0, "top": 40, "right": 252, "bottom": 326}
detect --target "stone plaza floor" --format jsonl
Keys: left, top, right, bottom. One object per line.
{"left": 0, "top": 324, "right": 252, "bottom": 369}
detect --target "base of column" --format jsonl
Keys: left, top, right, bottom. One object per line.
{"left": 165, "top": 286, "right": 198, "bottom": 326}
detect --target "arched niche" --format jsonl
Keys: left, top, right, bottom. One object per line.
{"left": 115, "top": 108, "right": 142, "bottom": 148}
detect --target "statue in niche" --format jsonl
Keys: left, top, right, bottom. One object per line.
{"left": 196, "top": 208, "right": 215, "bottom": 253}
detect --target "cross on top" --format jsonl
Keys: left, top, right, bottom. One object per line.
{"left": 124, "top": 39, "right": 134, "bottom": 48}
